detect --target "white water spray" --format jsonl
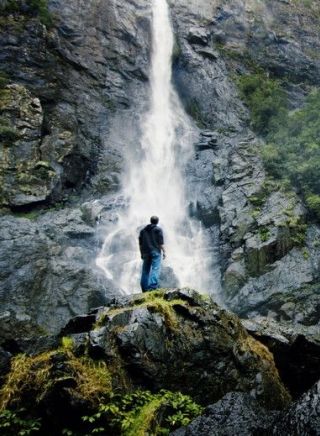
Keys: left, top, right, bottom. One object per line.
{"left": 96, "top": 0, "right": 218, "bottom": 295}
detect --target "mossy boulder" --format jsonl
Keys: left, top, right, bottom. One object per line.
{"left": 0, "top": 289, "right": 291, "bottom": 435}
{"left": 0, "top": 84, "right": 58, "bottom": 207}
{"left": 67, "top": 289, "right": 291, "bottom": 410}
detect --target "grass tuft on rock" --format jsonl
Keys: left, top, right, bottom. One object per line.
{"left": 0, "top": 352, "right": 54, "bottom": 411}
{"left": 96, "top": 290, "right": 188, "bottom": 332}
{"left": 67, "top": 356, "right": 112, "bottom": 405}
{"left": 0, "top": 341, "right": 112, "bottom": 411}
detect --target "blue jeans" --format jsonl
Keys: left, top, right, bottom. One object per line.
{"left": 140, "top": 250, "right": 162, "bottom": 292}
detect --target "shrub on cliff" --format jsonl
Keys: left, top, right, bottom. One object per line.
{"left": 0, "top": 0, "right": 52, "bottom": 27}
{"left": 262, "top": 89, "right": 320, "bottom": 220}
{"left": 238, "top": 72, "right": 320, "bottom": 221}
{"left": 238, "top": 72, "right": 287, "bottom": 135}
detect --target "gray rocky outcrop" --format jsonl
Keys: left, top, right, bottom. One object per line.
{"left": 209, "top": 0, "right": 320, "bottom": 87}
{"left": 0, "top": 0, "right": 153, "bottom": 205}
{"left": 0, "top": 210, "right": 108, "bottom": 337}
{"left": 0, "top": 289, "right": 297, "bottom": 435}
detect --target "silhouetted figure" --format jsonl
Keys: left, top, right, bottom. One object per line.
{"left": 139, "top": 216, "right": 166, "bottom": 292}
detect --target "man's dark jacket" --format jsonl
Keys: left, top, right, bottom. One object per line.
{"left": 139, "top": 224, "right": 164, "bottom": 256}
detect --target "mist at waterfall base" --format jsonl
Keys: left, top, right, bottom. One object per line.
{"left": 96, "top": 0, "right": 220, "bottom": 297}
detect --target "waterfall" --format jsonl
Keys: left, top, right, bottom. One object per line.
{"left": 96, "top": 0, "right": 219, "bottom": 295}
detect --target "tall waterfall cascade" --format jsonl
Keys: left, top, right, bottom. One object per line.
{"left": 96, "top": 0, "right": 219, "bottom": 295}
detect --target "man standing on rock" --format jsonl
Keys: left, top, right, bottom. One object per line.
{"left": 139, "top": 216, "right": 166, "bottom": 292}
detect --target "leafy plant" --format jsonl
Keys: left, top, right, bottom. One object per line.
{"left": 28, "top": 0, "right": 52, "bottom": 27}
{"left": 82, "top": 389, "right": 203, "bottom": 435}
{"left": 0, "top": 408, "right": 41, "bottom": 435}
{"left": 259, "top": 227, "right": 270, "bottom": 242}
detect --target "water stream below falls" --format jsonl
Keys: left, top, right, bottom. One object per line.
{"left": 96, "top": 0, "right": 220, "bottom": 296}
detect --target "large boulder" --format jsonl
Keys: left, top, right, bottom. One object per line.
{"left": 66, "top": 289, "right": 291, "bottom": 409}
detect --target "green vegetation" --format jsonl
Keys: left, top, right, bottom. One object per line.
{"left": 238, "top": 71, "right": 320, "bottom": 221}
{"left": 0, "top": 0, "right": 52, "bottom": 27}
{"left": 237, "top": 72, "right": 287, "bottom": 136}
{"left": 0, "top": 340, "right": 112, "bottom": 413}
{"left": 186, "top": 99, "right": 206, "bottom": 128}
{"left": 249, "top": 178, "right": 291, "bottom": 219}
{"left": 12, "top": 210, "right": 40, "bottom": 220}
{"left": 259, "top": 227, "right": 270, "bottom": 243}
{"left": 28, "top": 0, "right": 52, "bottom": 26}
{"left": 0, "top": 334, "right": 203, "bottom": 435}
{"left": 279, "top": 216, "right": 307, "bottom": 246}
{"left": 262, "top": 89, "right": 320, "bottom": 220}
{"left": 0, "top": 408, "right": 41, "bottom": 435}
{"left": 0, "top": 353, "right": 53, "bottom": 411}
{"left": 0, "top": 0, "right": 20, "bottom": 14}
{"left": 0, "top": 77, "right": 18, "bottom": 145}
{"left": 0, "top": 123, "right": 18, "bottom": 143}
{"left": 81, "top": 389, "right": 203, "bottom": 435}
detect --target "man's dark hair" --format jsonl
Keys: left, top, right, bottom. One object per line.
{"left": 150, "top": 216, "right": 159, "bottom": 225}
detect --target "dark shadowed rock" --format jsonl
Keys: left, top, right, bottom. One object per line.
{"left": 173, "top": 379, "right": 320, "bottom": 436}
{"left": 61, "top": 314, "right": 97, "bottom": 336}
{"left": 1, "top": 335, "right": 60, "bottom": 357}
{"left": 0, "top": 346, "right": 11, "bottom": 382}
{"left": 1, "top": 0, "right": 320, "bottom": 371}
{"left": 243, "top": 317, "right": 320, "bottom": 399}
{"left": 171, "top": 392, "right": 279, "bottom": 436}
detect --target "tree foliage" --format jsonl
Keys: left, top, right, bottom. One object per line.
{"left": 238, "top": 72, "right": 320, "bottom": 221}
{"left": 0, "top": 0, "right": 52, "bottom": 27}
{"left": 238, "top": 72, "right": 287, "bottom": 135}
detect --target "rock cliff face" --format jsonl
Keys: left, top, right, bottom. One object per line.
{"left": 2, "top": 2, "right": 320, "bottom": 434}
{"left": 0, "top": 0, "right": 153, "bottom": 335}
{"left": 0, "top": 0, "right": 319, "bottom": 374}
